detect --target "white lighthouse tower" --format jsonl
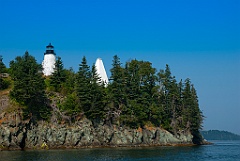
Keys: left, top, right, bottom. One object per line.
{"left": 42, "top": 43, "right": 56, "bottom": 76}
{"left": 95, "top": 58, "right": 109, "bottom": 85}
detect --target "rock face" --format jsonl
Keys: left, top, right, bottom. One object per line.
{"left": 0, "top": 95, "right": 9, "bottom": 112}
{"left": 0, "top": 112, "right": 195, "bottom": 150}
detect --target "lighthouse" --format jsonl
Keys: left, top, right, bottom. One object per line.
{"left": 95, "top": 58, "right": 109, "bottom": 85}
{"left": 42, "top": 43, "right": 56, "bottom": 76}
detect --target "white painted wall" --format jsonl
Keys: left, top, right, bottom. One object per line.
{"left": 95, "top": 58, "right": 109, "bottom": 85}
{"left": 42, "top": 54, "right": 56, "bottom": 76}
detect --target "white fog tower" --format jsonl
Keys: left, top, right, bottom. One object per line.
{"left": 95, "top": 58, "right": 109, "bottom": 85}
{"left": 42, "top": 43, "right": 56, "bottom": 76}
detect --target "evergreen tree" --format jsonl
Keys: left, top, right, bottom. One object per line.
{"left": 9, "top": 51, "right": 49, "bottom": 119}
{"left": 0, "top": 55, "right": 3, "bottom": 88}
{"left": 59, "top": 68, "right": 79, "bottom": 120}
{"left": 120, "top": 60, "right": 141, "bottom": 127}
{"left": 60, "top": 92, "right": 81, "bottom": 118}
{"left": 49, "top": 56, "right": 66, "bottom": 92}
{"left": 189, "top": 84, "right": 203, "bottom": 131}
{"left": 75, "top": 56, "right": 91, "bottom": 113}
{"left": 119, "top": 60, "right": 159, "bottom": 127}
{"left": 176, "top": 79, "right": 184, "bottom": 129}
{"left": 87, "top": 64, "right": 106, "bottom": 120}
{"left": 106, "top": 55, "right": 126, "bottom": 124}
{"left": 138, "top": 61, "right": 157, "bottom": 123}
{"left": 182, "top": 78, "right": 192, "bottom": 130}
{"left": 62, "top": 67, "right": 76, "bottom": 94}
{"left": 182, "top": 79, "right": 203, "bottom": 132}
{"left": 0, "top": 55, "right": 6, "bottom": 73}
{"left": 124, "top": 60, "right": 141, "bottom": 100}
{"left": 109, "top": 55, "right": 125, "bottom": 105}
{"left": 157, "top": 65, "right": 176, "bottom": 130}
{"left": 0, "top": 55, "right": 10, "bottom": 90}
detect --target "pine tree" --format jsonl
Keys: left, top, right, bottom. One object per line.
{"left": 176, "top": 79, "right": 184, "bottom": 129}
{"left": 49, "top": 56, "right": 66, "bottom": 92}
{"left": 106, "top": 55, "right": 126, "bottom": 124}
{"left": 182, "top": 79, "right": 203, "bottom": 133}
{"left": 62, "top": 67, "right": 76, "bottom": 94}
{"left": 190, "top": 84, "right": 203, "bottom": 132}
{"left": 0, "top": 55, "right": 9, "bottom": 90}
{"left": 120, "top": 60, "right": 141, "bottom": 127}
{"left": 9, "top": 51, "right": 49, "bottom": 119}
{"left": 60, "top": 92, "right": 80, "bottom": 117}
{"left": 120, "top": 59, "right": 159, "bottom": 127}
{"left": 157, "top": 65, "right": 176, "bottom": 130}
{"left": 182, "top": 78, "right": 196, "bottom": 131}
{"left": 138, "top": 61, "right": 157, "bottom": 123}
{"left": 87, "top": 64, "right": 106, "bottom": 120}
{"left": 125, "top": 60, "right": 141, "bottom": 100}
{"left": 0, "top": 55, "right": 6, "bottom": 73}
{"left": 0, "top": 56, "right": 3, "bottom": 89}
{"left": 109, "top": 55, "right": 125, "bottom": 105}
{"left": 75, "top": 56, "right": 91, "bottom": 113}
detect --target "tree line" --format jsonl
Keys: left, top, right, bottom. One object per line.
{"left": 1, "top": 52, "right": 203, "bottom": 134}
{"left": 0, "top": 55, "right": 10, "bottom": 90}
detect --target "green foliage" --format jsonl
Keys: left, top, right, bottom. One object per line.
{"left": 0, "top": 55, "right": 7, "bottom": 73}
{"left": 178, "top": 78, "right": 203, "bottom": 132}
{"left": 9, "top": 51, "right": 49, "bottom": 120}
{"left": 62, "top": 67, "right": 76, "bottom": 94}
{"left": 201, "top": 130, "right": 240, "bottom": 140}
{"left": 118, "top": 59, "right": 159, "bottom": 127}
{"left": 100, "top": 57, "right": 203, "bottom": 131}
{"left": 0, "top": 55, "right": 10, "bottom": 90}
{"left": 6, "top": 52, "right": 203, "bottom": 133}
{"left": 106, "top": 55, "right": 126, "bottom": 125}
{"left": 49, "top": 56, "right": 66, "bottom": 92}
{"left": 74, "top": 58, "right": 107, "bottom": 121}
{"left": 87, "top": 64, "right": 107, "bottom": 120}
{"left": 0, "top": 78, "right": 11, "bottom": 90}
{"left": 108, "top": 55, "right": 126, "bottom": 105}
{"left": 60, "top": 92, "right": 80, "bottom": 116}
{"left": 75, "top": 56, "right": 91, "bottom": 113}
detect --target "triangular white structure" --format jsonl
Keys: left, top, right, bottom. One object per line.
{"left": 95, "top": 58, "right": 109, "bottom": 85}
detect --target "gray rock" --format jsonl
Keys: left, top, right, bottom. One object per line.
{"left": 0, "top": 113, "right": 198, "bottom": 150}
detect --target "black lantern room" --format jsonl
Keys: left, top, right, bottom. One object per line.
{"left": 44, "top": 43, "right": 56, "bottom": 55}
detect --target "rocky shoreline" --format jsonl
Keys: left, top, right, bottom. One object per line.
{"left": 0, "top": 112, "right": 206, "bottom": 151}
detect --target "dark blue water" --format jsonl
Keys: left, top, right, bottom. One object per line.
{"left": 1, "top": 141, "right": 240, "bottom": 161}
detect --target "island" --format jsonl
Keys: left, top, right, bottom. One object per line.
{"left": 201, "top": 130, "right": 240, "bottom": 140}
{"left": 0, "top": 52, "right": 206, "bottom": 150}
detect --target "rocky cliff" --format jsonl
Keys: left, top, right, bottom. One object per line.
{"left": 0, "top": 112, "right": 196, "bottom": 150}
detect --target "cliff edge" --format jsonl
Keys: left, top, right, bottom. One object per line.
{"left": 0, "top": 90, "right": 206, "bottom": 150}
{"left": 0, "top": 112, "right": 199, "bottom": 150}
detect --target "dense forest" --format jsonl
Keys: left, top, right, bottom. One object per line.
{"left": 201, "top": 130, "right": 240, "bottom": 140}
{"left": 0, "top": 52, "right": 203, "bottom": 135}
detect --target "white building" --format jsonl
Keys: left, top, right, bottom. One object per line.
{"left": 42, "top": 43, "right": 56, "bottom": 76}
{"left": 95, "top": 58, "right": 109, "bottom": 85}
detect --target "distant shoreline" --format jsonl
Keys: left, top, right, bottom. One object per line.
{"left": 201, "top": 130, "right": 240, "bottom": 141}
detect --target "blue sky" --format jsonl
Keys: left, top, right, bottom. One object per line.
{"left": 0, "top": 0, "right": 240, "bottom": 134}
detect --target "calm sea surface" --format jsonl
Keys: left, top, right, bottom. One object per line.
{"left": 1, "top": 141, "right": 240, "bottom": 161}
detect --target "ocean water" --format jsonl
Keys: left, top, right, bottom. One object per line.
{"left": 1, "top": 141, "right": 240, "bottom": 161}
